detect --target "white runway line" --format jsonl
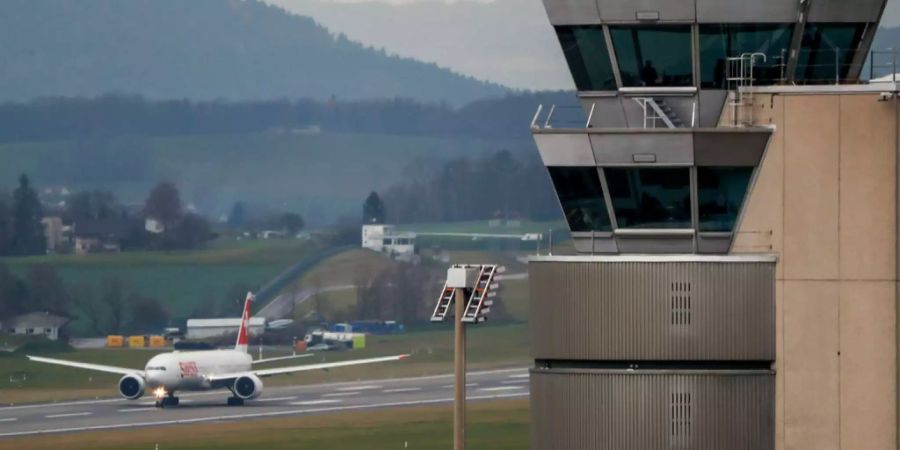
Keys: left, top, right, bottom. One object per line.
{"left": 442, "top": 383, "right": 478, "bottom": 389}
{"left": 508, "top": 374, "right": 530, "bottom": 379}
{"left": 46, "top": 412, "right": 92, "bottom": 419}
{"left": 0, "top": 418, "right": 18, "bottom": 422}
{"left": 479, "top": 386, "right": 524, "bottom": 392}
{"left": 0, "top": 393, "right": 529, "bottom": 438}
{"left": 382, "top": 387, "right": 422, "bottom": 393}
{"left": 322, "top": 392, "right": 360, "bottom": 397}
{"left": 255, "top": 396, "right": 297, "bottom": 403}
{"left": 335, "top": 385, "right": 382, "bottom": 392}
{"left": 500, "top": 379, "right": 530, "bottom": 384}
{"left": 290, "top": 400, "right": 342, "bottom": 406}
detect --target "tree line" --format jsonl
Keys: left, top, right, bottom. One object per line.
{"left": 0, "top": 91, "right": 575, "bottom": 144}
{"left": 376, "top": 150, "right": 561, "bottom": 224}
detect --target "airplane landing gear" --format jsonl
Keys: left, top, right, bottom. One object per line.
{"left": 156, "top": 393, "right": 180, "bottom": 408}
{"left": 227, "top": 396, "right": 245, "bottom": 406}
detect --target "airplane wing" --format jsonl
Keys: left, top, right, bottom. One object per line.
{"left": 253, "top": 354, "right": 313, "bottom": 364}
{"left": 207, "top": 354, "right": 409, "bottom": 382}
{"left": 26, "top": 355, "right": 143, "bottom": 376}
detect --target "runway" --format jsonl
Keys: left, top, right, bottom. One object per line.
{"left": 0, "top": 367, "right": 530, "bottom": 438}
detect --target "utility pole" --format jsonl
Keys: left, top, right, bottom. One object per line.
{"left": 430, "top": 264, "right": 503, "bottom": 450}
{"left": 453, "top": 286, "right": 466, "bottom": 450}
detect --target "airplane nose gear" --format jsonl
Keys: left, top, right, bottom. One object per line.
{"left": 155, "top": 391, "right": 180, "bottom": 408}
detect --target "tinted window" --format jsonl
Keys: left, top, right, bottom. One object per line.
{"left": 796, "top": 23, "right": 866, "bottom": 84}
{"left": 610, "top": 26, "right": 693, "bottom": 87}
{"left": 555, "top": 26, "right": 617, "bottom": 91}
{"left": 697, "top": 167, "right": 753, "bottom": 232}
{"left": 699, "top": 24, "right": 794, "bottom": 88}
{"left": 605, "top": 168, "right": 692, "bottom": 228}
{"left": 547, "top": 167, "right": 612, "bottom": 232}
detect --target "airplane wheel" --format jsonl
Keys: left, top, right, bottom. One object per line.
{"left": 227, "top": 397, "right": 245, "bottom": 406}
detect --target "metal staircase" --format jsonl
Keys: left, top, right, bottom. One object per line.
{"left": 634, "top": 97, "right": 684, "bottom": 128}
{"left": 461, "top": 265, "right": 498, "bottom": 323}
{"left": 430, "top": 284, "right": 458, "bottom": 322}
{"left": 727, "top": 52, "right": 766, "bottom": 127}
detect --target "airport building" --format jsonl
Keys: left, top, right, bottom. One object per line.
{"left": 528, "top": 1, "right": 897, "bottom": 449}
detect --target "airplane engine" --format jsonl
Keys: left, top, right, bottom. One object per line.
{"left": 233, "top": 374, "right": 263, "bottom": 400}
{"left": 118, "top": 374, "right": 146, "bottom": 400}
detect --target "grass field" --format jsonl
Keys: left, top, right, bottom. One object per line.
{"left": 1, "top": 399, "right": 530, "bottom": 450}
{"left": 1, "top": 238, "right": 319, "bottom": 332}
{"left": 0, "top": 324, "right": 529, "bottom": 404}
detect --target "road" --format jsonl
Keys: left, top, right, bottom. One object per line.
{"left": 0, "top": 367, "right": 530, "bottom": 438}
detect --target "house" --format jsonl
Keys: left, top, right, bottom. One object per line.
{"left": 361, "top": 224, "right": 416, "bottom": 262}
{"left": 3, "top": 311, "right": 70, "bottom": 341}
{"left": 74, "top": 219, "right": 129, "bottom": 254}
{"left": 41, "top": 216, "right": 70, "bottom": 253}
{"left": 144, "top": 218, "right": 165, "bottom": 234}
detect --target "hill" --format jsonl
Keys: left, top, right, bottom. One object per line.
{"left": 0, "top": 0, "right": 508, "bottom": 106}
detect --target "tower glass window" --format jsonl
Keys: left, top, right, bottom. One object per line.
{"left": 699, "top": 24, "right": 794, "bottom": 88}
{"left": 795, "top": 23, "right": 866, "bottom": 83}
{"left": 605, "top": 168, "right": 692, "bottom": 229}
{"left": 555, "top": 26, "right": 617, "bottom": 91}
{"left": 610, "top": 25, "right": 693, "bottom": 87}
{"left": 547, "top": 167, "right": 612, "bottom": 232}
{"left": 697, "top": 167, "right": 754, "bottom": 232}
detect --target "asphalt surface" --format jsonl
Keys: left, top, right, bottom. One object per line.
{"left": 0, "top": 367, "right": 530, "bottom": 438}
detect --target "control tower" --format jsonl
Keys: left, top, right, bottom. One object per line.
{"left": 528, "top": 1, "right": 896, "bottom": 449}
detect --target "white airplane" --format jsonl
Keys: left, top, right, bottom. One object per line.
{"left": 27, "top": 292, "right": 409, "bottom": 408}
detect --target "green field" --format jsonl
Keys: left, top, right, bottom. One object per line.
{"left": 0, "top": 324, "right": 530, "bottom": 404}
{"left": 2, "top": 399, "right": 530, "bottom": 450}
{"left": 1, "top": 238, "right": 319, "bottom": 332}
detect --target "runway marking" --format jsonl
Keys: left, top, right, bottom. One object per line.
{"left": 382, "top": 387, "right": 421, "bottom": 393}
{"left": 118, "top": 408, "right": 154, "bottom": 413}
{"left": 46, "top": 412, "right": 92, "bottom": 419}
{"left": 479, "top": 386, "right": 524, "bottom": 392}
{"left": 508, "top": 374, "right": 530, "bottom": 379}
{"left": 442, "top": 383, "right": 478, "bottom": 389}
{"left": 0, "top": 418, "right": 17, "bottom": 422}
{"left": 335, "top": 385, "right": 381, "bottom": 392}
{"left": 255, "top": 396, "right": 297, "bottom": 403}
{"left": 290, "top": 400, "right": 342, "bottom": 406}
{"left": 0, "top": 393, "right": 528, "bottom": 438}
{"left": 322, "top": 392, "right": 360, "bottom": 397}
{"left": 500, "top": 379, "right": 530, "bottom": 385}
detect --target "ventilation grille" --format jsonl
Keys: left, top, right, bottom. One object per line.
{"left": 670, "top": 281, "right": 692, "bottom": 326}
{"left": 671, "top": 391, "right": 693, "bottom": 444}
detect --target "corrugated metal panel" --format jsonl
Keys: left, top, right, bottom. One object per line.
{"left": 530, "top": 369, "right": 775, "bottom": 450}
{"left": 529, "top": 260, "right": 774, "bottom": 361}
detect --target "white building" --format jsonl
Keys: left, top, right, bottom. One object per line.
{"left": 361, "top": 224, "right": 416, "bottom": 262}
{"left": 4, "top": 312, "right": 70, "bottom": 341}
{"left": 185, "top": 317, "right": 266, "bottom": 340}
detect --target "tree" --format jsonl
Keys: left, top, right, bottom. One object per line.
{"left": 66, "top": 190, "right": 122, "bottom": 221}
{"left": 10, "top": 174, "right": 46, "bottom": 256}
{"left": 128, "top": 297, "right": 170, "bottom": 334}
{"left": 227, "top": 202, "right": 247, "bottom": 229}
{"left": 280, "top": 213, "right": 305, "bottom": 236}
{"left": 143, "top": 182, "right": 183, "bottom": 229}
{"left": 72, "top": 283, "right": 105, "bottom": 335}
{"left": 0, "top": 264, "right": 27, "bottom": 320}
{"left": 0, "top": 191, "right": 11, "bottom": 255}
{"left": 26, "top": 264, "right": 70, "bottom": 314}
{"left": 100, "top": 278, "right": 127, "bottom": 334}
{"left": 171, "top": 213, "right": 212, "bottom": 249}
{"left": 363, "top": 191, "right": 386, "bottom": 224}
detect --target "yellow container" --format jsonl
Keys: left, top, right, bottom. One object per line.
{"left": 148, "top": 336, "right": 166, "bottom": 348}
{"left": 352, "top": 334, "right": 366, "bottom": 350}
{"left": 128, "top": 336, "right": 146, "bottom": 348}
{"left": 106, "top": 335, "right": 124, "bottom": 348}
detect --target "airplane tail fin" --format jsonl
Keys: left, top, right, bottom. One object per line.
{"left": 235, "top": 292, "right": 254, "bottom": 353}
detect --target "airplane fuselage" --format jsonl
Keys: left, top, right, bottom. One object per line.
{"left": 144, "top": 350, "right": 252, "bottom": 392}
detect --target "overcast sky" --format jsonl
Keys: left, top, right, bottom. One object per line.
{"left": 266, "top": 0, "right": 900, "bottom": 91}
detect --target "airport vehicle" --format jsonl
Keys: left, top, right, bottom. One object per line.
{"left": 27, "top": 292, "right": 409, "bottom": 407}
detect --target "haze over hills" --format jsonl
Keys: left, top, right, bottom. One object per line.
{"left": 0, "top": 0, "right": 509, "bottom": 106}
